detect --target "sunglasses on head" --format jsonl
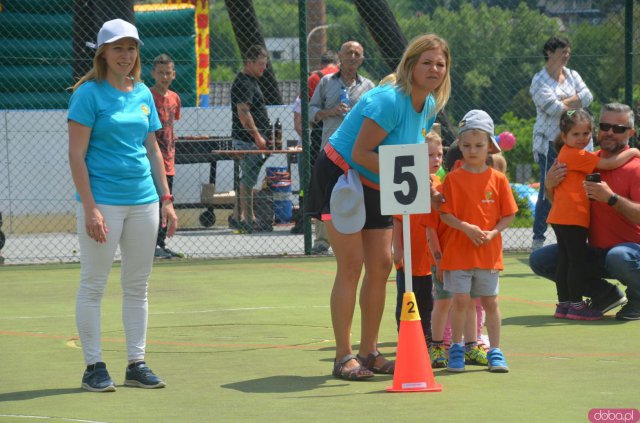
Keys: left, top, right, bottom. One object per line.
{"left": 599, "top": 123, "right": 630, "bottom": 134}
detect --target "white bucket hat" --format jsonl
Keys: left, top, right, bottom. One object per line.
{"left": 330, "top": 169, "right": 366, "bottom": 234}
{"left": 86, "top": 19, "right": 143, "bottom": 49}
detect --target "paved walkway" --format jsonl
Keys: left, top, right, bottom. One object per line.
{"left": 0, "top": 226, "right": 553, "bottom": 265}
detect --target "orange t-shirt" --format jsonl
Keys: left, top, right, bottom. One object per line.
{"left": 423, "top": 178, "right": 453, "bottom": 264}
{"left": 392, "top": 175, "right": 441, "bottom": 276}
{"left": 393, "top": 214, "right": 430, "bottom": 276}
{"left": 438, "top": 167, "right": 518, "bottom": 271}
{"left": 547, "top": 145, "right": 600, "bottom": 228}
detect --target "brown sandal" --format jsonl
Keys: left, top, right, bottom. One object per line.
{"left": 332, "top": 354, "right": 375, "bottom": 381}
{"left": 357, "top": 350, "right": 395, "bottom": 374}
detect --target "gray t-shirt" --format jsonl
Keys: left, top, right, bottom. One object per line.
{"left": 309, "top": 72, "right": 375, "bottom": 148}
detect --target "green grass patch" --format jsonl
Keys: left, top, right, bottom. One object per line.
{"left": 0, "top": 255, "right": 637, "bottom": 422}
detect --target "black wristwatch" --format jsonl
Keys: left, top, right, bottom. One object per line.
{"left": 607, "top": 194, "right": 619, "bottom": 206}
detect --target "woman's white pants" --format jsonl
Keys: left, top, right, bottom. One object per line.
{"left": 76, "top": 202, "right": 158, "bottom": 365}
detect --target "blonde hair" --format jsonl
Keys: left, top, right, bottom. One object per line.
{"left": 426, "top": 130, "right": 443, "bottom": 147}
{"left": 72, "top": 43, "right": 142, "bottom": 91}
{"left": 380, "top": 33, "right": 451, "bottom": 112}
{"left": 487, "top": 153, "right": 507, "bottom": 174}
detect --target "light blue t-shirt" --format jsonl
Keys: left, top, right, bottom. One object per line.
{"left": 68, "top": 80, "right": 162, "bottom": 205}
{"left": 329, "top": 83, "right": 437, "bottom": 185}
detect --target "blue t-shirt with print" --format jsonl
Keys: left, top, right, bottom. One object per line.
{"left": 329, "top": 83, "right": 437, "bottom": 185}
{"left": 68, "top": 80, "right": 162, "bottom": 205}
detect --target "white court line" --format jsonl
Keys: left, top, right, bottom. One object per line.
{"left": 152, "top": 305, "right": 329, "bottom": 315}
{"left": 0, "top": 415, "right": 110, "bottom": 423}
{"left": 0, "top": 314, "right": 75, "bottom": 320}
{"left": 0, "top": 305, "right": 329, "bottom": 320}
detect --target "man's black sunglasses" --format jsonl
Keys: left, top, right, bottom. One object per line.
{"left": 599, "top": 123, "right": 631, "bottom": 134}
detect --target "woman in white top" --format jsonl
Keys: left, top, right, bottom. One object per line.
{"left": 529, "top": 36, "right": 593, "bottom": 250}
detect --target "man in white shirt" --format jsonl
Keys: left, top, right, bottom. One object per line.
{"left": 307, "top": 41, "right": 374, "bottom": 254}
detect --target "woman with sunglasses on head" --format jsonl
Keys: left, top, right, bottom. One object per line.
{"left": 529, "top": 36, "right": 593, "bottom": 251}
{"left": 545, "top": 108, "right": 640, "bottom": 321}
{"left": 68, "top": 19, "right": 177, "bottom": 392}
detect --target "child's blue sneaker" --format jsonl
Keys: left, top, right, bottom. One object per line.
{"left": 487, "top": 348, "right": 509, "bottom": 373}
{"left": 446, "top": 344, "right": 465, "bottom": 372}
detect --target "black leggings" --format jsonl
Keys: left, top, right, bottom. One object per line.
{"left": 551, "top": 224, "right": 591, "bottom": 303}
{"left": 156, "top": 175, "right": 173, "bottom": 248}
{"left": 395, "top": 270, "right": 433, "bottom": 339}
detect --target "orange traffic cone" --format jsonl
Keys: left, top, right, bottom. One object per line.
{"left": 387, "top": 291, "right": 442, "bottom": 393}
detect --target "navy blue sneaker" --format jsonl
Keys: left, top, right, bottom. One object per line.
{"left": 487, "top": 348, "right": 509, "bottom": 373}
{"left": 124, "top": 361, "right": 166, "bottom": 389}
{"left": 615, "top": 301, "right": 640, "bottom": 321}
{"left": 82, "top": 362, "right": 116, "bottom": 392}
{"left": 446, "top": 344, "right": 465, "bottom": 372}
{"left": 590, "top": 286, "right": 627, "bottom": 314}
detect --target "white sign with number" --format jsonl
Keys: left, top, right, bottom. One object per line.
{"left": 379, "top": 144, "right": 430, "bottom": 216}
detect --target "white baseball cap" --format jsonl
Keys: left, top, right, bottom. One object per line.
{"left": 86, "top": 19, "right": 143, "bottom": 49}
{"left": 330, "top": 169, "right": 366, "bottom": 234}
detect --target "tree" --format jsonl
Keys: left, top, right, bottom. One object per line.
{"left": 72, "top": 0, "right": 134, "bottom": 80}
{"left": 224, "top": 0, "right": 282, "bottom": 104}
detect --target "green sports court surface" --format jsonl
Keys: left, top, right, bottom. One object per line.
{"left": 0, "top": 254, "right": 637, "bottom": 422}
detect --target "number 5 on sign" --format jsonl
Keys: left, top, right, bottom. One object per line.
{"left": 379, "top": 144, "right": 430, "bottom": 216}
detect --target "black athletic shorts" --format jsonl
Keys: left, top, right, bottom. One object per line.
{"left": 306, "top": 150, "right": 392, "bottom": 230}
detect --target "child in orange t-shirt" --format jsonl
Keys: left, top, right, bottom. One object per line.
{"left": 425, "top": 176, "right": 490, "bottom": 368}
{"left": 426, "top": 150, "right": 509, "bottom": 369}
{"left": 438, "top": 110, "right": 518, "bottom": 373}
{"left": 547, "top": 109, "right": 640, "bottom": 321}
{"left": 392, "top": 131, "right": 443, "bottom": 343}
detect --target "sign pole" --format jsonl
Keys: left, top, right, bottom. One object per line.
{"left": 402, "top": 214, "right": 413, "bottom": 293}
{"left": 379, "top": 143, "right": 441, "bottom": 393}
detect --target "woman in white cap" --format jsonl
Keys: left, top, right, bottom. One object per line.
{"left": 68, "top": 19, "right": 177, "bottom": 392}
{"left": 307, "top": 33, "right": 451, "bottom": 380}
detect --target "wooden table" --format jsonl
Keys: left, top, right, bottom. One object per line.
{"left": 210, "top": 149, "right": 302, "bottom": 229}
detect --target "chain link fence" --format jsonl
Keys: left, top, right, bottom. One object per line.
{"left": 0, "top": 0, "right": 637, "bottom": 264}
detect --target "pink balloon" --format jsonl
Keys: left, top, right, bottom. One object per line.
{"left": 498, "top": 131, "right": 516, "bottom": 151}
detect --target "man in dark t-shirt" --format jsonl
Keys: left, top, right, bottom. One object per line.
{"left": 230, "top": 45, "right": 270, "bottom": 230}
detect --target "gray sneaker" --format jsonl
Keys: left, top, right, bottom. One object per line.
{"left": 163, "top": 247, "right": 185, "bottom": 258}
{"left": 124, "top": 361, "right": 166, "bottom": 389}
{"left": 615, "top": 302, "right": 640, "bottom": 321}
{"left": 531, "top": 239, "right": 544, "bottom": 251}
{"left": 310, "top": 244, "right": 330, "bottom": 254}
{"left": 154, "top": 246, "right": 171, "bottom": 259}
{"left": 82, "top": 362, "right": 116, "bottom": 392}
